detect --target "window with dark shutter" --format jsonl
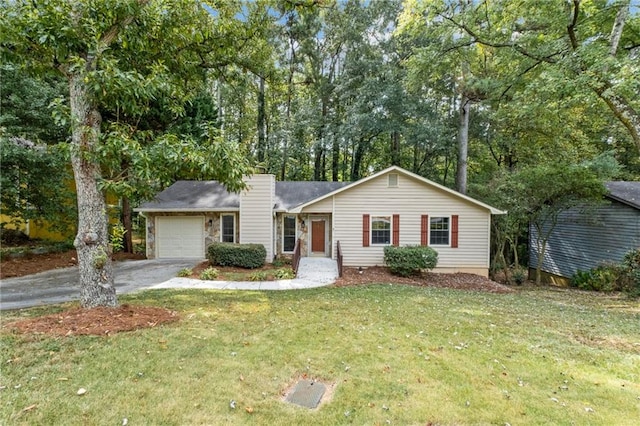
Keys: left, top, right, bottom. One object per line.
{"left": 429, "top": 216, "right": 450, "bottom": 245}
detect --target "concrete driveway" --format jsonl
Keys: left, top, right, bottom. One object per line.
{"left": 0, "top": 259, "right": 200, "bottom": 311}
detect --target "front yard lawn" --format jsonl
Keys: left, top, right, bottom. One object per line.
{"left": 1, "top": 285, "right": 638, "bottom": 425}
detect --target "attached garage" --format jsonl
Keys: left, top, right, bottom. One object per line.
{"left": 155, "top": 216, "right": 205, "bottom": 258}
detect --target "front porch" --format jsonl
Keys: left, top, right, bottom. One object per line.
{"left": 276, "top": 213, "right": 334, "bottom": 259}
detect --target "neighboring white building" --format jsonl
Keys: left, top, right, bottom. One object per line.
{"left": 135, "top": 166, "right": 505, "bottom": 277}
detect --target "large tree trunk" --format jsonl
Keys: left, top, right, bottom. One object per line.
{"left": 391, "top": 130, "right": 400, "bottom": 166}
{"left": 121, "top": 196, "right": 133, "bottom": 253}
{"left": 69, "top": 73, "right": 118, "bottom": 308}
{"left": 456, "top": 95, "right": 470, "bottom": 194}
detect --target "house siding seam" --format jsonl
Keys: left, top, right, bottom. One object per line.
{"left": 310, "top": 172, "right": 490, "bottom": 269}
{"left": 529, "top": 201, "right": 640, "bottom": 278}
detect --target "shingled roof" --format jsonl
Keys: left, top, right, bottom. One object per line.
{"left": 136, "top": 180, "right": 351, "bottom": 212}
{"left": 605, "top": 181, "right": 640, "bottom": 210}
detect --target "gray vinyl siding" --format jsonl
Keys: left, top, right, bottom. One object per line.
{"left": 239, "top": 174, "right": 275, "bottom": 261}
{"left": 529, "top": 201, "right": 640, "bottom": 278}
{"left": 302, "top": 171, "right": 492, "bottom": 268}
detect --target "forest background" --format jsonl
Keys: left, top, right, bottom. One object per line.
{"left": 1, "top": 0, "right": 638, "bottom": 305}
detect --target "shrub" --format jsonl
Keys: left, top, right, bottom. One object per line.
{"left": 249, "top": 271, "right": 268, "bottom": 281}
{"left": 383, "top": 245, "right": 438, "bottom": 277}
{"left": 511, "top": 266, "right": 527, "bottom": 285}
{"left": 208, "top": 242, "right": 266, "bottom": 269}
{"left": 570, "top": 269, "right": 593, "bottom": 289}
{"left": 177, "top": 268, "right": 192, "bottom": 277}
{"left": 570, "top": 263, "right": 621, "bottom": 292}
{"left": 272, "top": 257, "right": 291, "bottom": 268}
{"left": 199, "top": 267, "right": 219, "bottom": 280}
{"left": 109, "top": 223, "right": 127, "bottom": 253}
{"left": 620, "top": 248, "right": 640, "bottom": 297}
{"left": 274, "top": 268, "right": 295, "bottom": 279}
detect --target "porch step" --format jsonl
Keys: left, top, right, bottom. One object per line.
{"left": 296, "top": 258, "right": 339, "bottom": 285}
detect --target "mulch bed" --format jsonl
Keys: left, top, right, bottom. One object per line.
{"left": 5, "top": 305, "right": 179, "bottom": 337}
{"left": 335, "top": 266, "right": 513, "bottom": 293}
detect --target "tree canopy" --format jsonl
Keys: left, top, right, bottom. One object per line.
{"left": 1, "top": 0, "right": 638, "bottom": 301}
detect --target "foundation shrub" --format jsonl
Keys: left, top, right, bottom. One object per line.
{"left": 384, "top": 245, "right": 438, "bottom": 277}
{"left": 207, "top": 242, "right": 266, "bottom": 269}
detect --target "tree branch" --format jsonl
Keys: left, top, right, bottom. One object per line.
{"left": 609, "top": 1, "right": 629, "bottom": 56}
{"left": 566, "top": 0, "right": 579, "bottom": 50}
{"left": 439, "top": 13, "right": 561, "bottom": 64}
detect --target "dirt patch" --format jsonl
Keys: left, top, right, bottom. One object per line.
{"left": 335, "top": 266, "right": 513, "bottom": 293}
{"left": 5, "top": 304, "right": 179, "bottom": 337}
{"left": 0, "top": 250, "right": 145, "bottom": 279}
{"left": 281, "top": 375, "right": 336, "bottom": 410}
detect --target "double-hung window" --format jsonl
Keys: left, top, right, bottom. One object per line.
{"left": 221, "top": 214, "right": 235, "bottom": 243}
{"left": 283, "top": 215, "right": 296, "bottom": 252}
{"left": 429, "top": 216, "right": 449, "bottom": 245}
{"left": 371, "top": 216, "right": 391, "bottom": 245}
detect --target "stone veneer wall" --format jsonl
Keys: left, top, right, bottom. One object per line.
{"left": 274, "top": 214, "right": 309, "bottom": 259}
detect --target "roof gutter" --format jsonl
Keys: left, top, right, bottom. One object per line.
{"left": 133, "top": 207, "right": 240, "bottom": 213}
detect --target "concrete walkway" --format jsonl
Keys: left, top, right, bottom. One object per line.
{"left": 149, "top": 257, "right": 339, "bottom": 291}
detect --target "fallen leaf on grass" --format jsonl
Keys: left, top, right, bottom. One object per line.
{"left": 245, "top": 406, "right": 254, "bottom": 414}
{"left": 21, "top": 404, "right": 36, "bottom": 413}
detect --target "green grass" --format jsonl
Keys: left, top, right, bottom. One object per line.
{"left": 1, "top": 285, "right": 639, "bottom": 425}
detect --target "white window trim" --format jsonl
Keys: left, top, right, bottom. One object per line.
{"left": 282, "top": 214, "right": 297, "bottom": 253}
{"left": 429, "top": 215, "right": 451, "bottom": 247}
{"left": 371, "top": 215, "right": 392, "bottom": 246}
{"left": 220, "top": 213, "right": 235, "bottom": 243}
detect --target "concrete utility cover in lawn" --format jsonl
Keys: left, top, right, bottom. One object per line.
{"left": 285, "top": 380, "right": 326, "bottom": 409}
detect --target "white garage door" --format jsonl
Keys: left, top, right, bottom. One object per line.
{"left": 156, "top": 216, "right": 205, "bottom": 258}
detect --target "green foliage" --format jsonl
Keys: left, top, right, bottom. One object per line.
{"left": 570, "top": 264, "right": 620, "bottom": 293}
{"left": 383, "top": 245, "right": 438, "bottom": 277}
{"left": 109, "top": 223, "right": 127, "bottom": 253}
{"left": 92, "top": 248, "right": 108, "bottom": 270}
{"left": 0, "top": 63, "right": 67, "bottom": 144}
{"left": 207, "top": 242, "right": 266, "bottom": 269}
{"left": 570, "top": 250, "right": 640, "bottom": 297}
{"left": 199, "top": 267, "right": 219, "bottom": 281}
{"left": 272, "top": 257, "right": 290, "bottom": 268}
{"left": 249, "top": 271, "right": 268, "bottom": 281}
{"left": 274, "top": 268, "right": 295, "bottom": 280}
{"left": 511, "top": 266, "right": 527, "bottom": 285}
{"left": 620, "top": 248, "right": 640, "bottom": 297}
{"left": 177, "top": 268, "right": 192, "bottom": 278}
{"left": 0, "top": 137, "right": 76, "bottom": 233}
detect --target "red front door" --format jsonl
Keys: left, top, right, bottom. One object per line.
{"left": 311, "top": 220, "right": 325, "bottom": 253}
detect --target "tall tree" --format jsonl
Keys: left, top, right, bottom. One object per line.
{"left": 2, "top": 0, "right": 258, "bottom": 307}
{"left": 417, "top": 0, "right": 640, "bottom": 152}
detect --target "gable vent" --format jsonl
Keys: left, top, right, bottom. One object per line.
{"left": 388, "top": 173, "right": 398, "bottom": 187}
